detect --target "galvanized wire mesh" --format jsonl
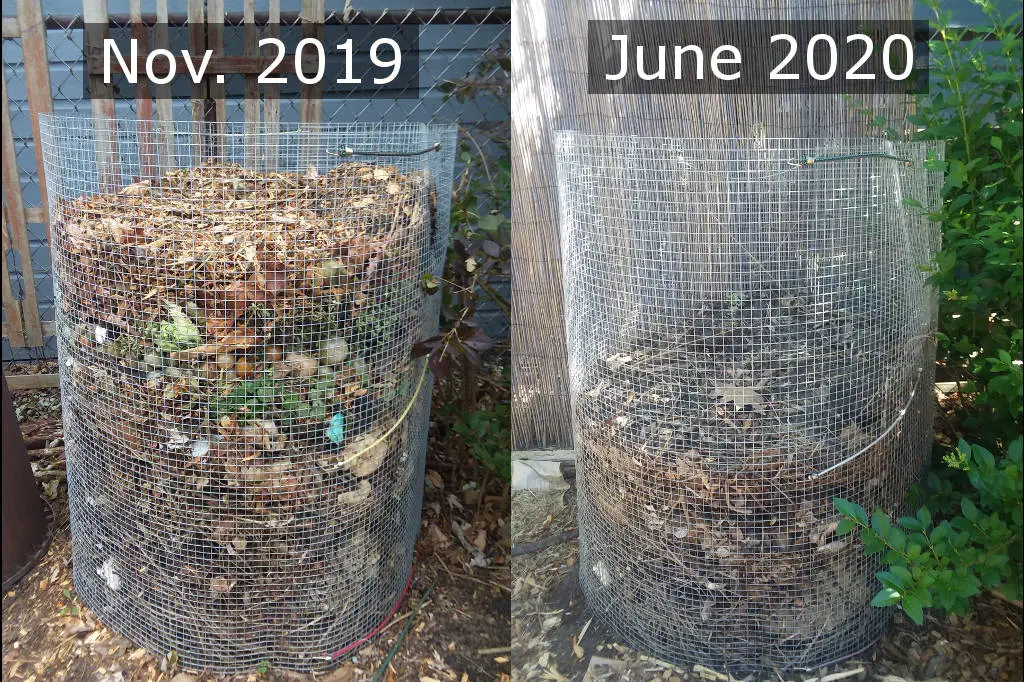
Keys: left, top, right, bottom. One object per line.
{"left": 555, "top": 133, "right": 943, "bottom": 672}
{"left": 39, "top": 114, "right": 455, "bottom": 672}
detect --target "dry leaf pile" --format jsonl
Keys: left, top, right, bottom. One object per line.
{"left": 49, "top": 161, "right": 439, "bottom": 669}
{"left": 571, "top": 294, "right": 932, "bottom": 672}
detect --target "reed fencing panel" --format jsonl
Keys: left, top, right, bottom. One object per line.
{"left": 510, "top": 0, "right": 920, "bottom": 450}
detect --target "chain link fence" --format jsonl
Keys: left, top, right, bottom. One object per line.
{"left": 2, "top": 4, "right": 510, "bottom": 362}
{"left": 556, "top": 132, "right": 944, "bottom": 673}
{"left": 40, "top": 114, "right": 455, "bottom": 671}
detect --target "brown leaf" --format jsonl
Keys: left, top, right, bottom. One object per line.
{"left": 170, "top": 326, "right": 260, "bottom": 360}
{"left": 216, "top": 325, "right": 260, "bottom": 348}
{"left": 64, "top": 619, "right": 95, "bottom": 636}
{"left": 204, "top": 314, "right": 237, "bottom": 338}
{"left": 426, "top": 469, "right": 444, "bottom": 490}
{"left": 345, "top": 236, "right": 380, "bottom": 270}
{"left": 714, "top": 383, "right": 765, "bottom": 411}
{"left": 341, "top": 432, "right": 389, "bottom": 477}
{"left": 425, "top": 523, "right": 452, "bottom": 550}
{"left": 572, "top": 635, "right": 584, "bottom": 660}
{"left": 257, "top": 256, "right": 289, "bottom": 297}
{"left": 209, "top": 576, "right": 234, "bottom": 594}
{"left": 119, "top": 180, "right": 151, "bottom": 196}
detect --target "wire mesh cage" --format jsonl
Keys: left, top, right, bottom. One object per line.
{"left": 555, "top": 133, "right": 944, "bottom": 672}
{"left": 38, "top": 114, "right": 456, "bottom": 672}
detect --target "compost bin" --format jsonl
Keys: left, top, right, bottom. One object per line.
{"left": 555, "top": 133, "right": 944, "bottom": 672}
{"left": 39, "top": 115, "right": 455, "bottom": 671}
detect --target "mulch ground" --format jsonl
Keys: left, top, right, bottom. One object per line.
{"left": 2, "top": 365, "right": 512, "bottom": 682}
{"left": 511, "top": 489, "right": 1023, "bottom": 682}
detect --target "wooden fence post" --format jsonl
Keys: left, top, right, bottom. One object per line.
{"left": 1, "top": 205, "right": 26, "bottom": 349}
{"left": 129, "top": 0, "right": 157, "bottom": 180}
{"left": 299, "top": 0, "right": 325, "bottom": 170}
{"left": 1, "top": 68, "right": 43, "bottom": 348}
{"left": 17, "top": 0, "right": 53, "bottom": 241}
{"left": 243, "top": 0, "right": 260, "bottom": 167}
{"left": 263, "top": 0, "right": 281, "bottom": 169}
{"left": 82, "top": 0, "right": 120, "bottom": 192}
{"left": 153, "top": 0, "right": 176, "bottom": 173}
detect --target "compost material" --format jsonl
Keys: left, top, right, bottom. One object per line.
{"left": 2, "top": 368, "right": 514, "bottom": 682}
{"left": 48, "top": 159, "right": 440, "bottom": 671}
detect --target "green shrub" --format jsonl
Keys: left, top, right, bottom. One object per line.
{"left": 838, "top": 0, "right": 1023, "bottom": 627}
{"left": 452, "top": 402, "right": 512, "bottom": 480}
{"left": 913, "top": 0, "right": 1023, "bottom": 447}
{"left": 834, "top": 438, "right": 1022, "bottom": 625}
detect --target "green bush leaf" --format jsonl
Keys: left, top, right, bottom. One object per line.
{"left": 836, "top": 518, "right": 857, "bottom": 536}
{"left": 890, "top": 565, "right": 914, "bottom": 587}
{"left": 834, "top": 498, "right": 868, "bottom": 526}
{"left": 877, "top": 570, "right": 906, "bottom": 590}
{"left": 871, "top": 588, "right": 902, "bottom": 607}
{"left": 901, "top": 594, "right": 926, "bottom": 625}
{"left": 872, "top": 509, "right": 892, "bottom": 536}
{"left": 961, "top": 498, "right": 980, "bottom": 521}
{"left": 887, "top": 526, "right": 908, "bottom": 553}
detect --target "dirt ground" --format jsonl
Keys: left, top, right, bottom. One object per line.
{"left": 511, "top": 489, "right": 1023, "bottom": 682}
{"left": 2, "top": 365, "right": 512, "bottom": 682}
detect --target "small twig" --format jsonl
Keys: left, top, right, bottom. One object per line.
{"left": 476, "top": 278, "right": 510, "bottom": 317}
{"left": 476, "top": 646, "right": 511, "bottom": 655}
{"left": 510, "top": 528, "right": 579, "bottom": 557}
{"left": 376, "top": 599, "right": 433, "bottom": 636}
{"left": 802, "top": 666, "right": 867, "bottom": 682}
{"left": 457, "top": 125, "right": 493, "bottom": 183}
{"left": 434, "top": 551, "right": 455, "bottom": 581}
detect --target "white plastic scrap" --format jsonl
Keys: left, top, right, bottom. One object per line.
{"left": 97, "top": 557, "right": 121, "bottom": 591}
{"left": 592, "top": 560, "right": 613, "bottom": 587}
{"left": 191, "top": 440, "right": 211, "bottom": 459}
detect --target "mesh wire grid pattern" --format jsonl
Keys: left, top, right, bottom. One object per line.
{"left": 38, "top": 114, "right": 455, "bottom": 672}
{"left": 555, "top": 133, "right": 943, "bottom": 673}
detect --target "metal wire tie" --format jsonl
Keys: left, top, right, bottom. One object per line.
{"left": 808, "top": 365, "right": 926, "bottom": 480}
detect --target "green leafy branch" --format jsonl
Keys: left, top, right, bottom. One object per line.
{"left": 834, "top": 437, "right": 1023, "bottom": 624}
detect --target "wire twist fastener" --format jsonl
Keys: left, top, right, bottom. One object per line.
{"left": 337, "top": 143, "right": 443, "bottom": 158}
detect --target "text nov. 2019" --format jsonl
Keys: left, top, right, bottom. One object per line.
{"left": 103, "top": 37, "right": 405, "bottom": 86}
